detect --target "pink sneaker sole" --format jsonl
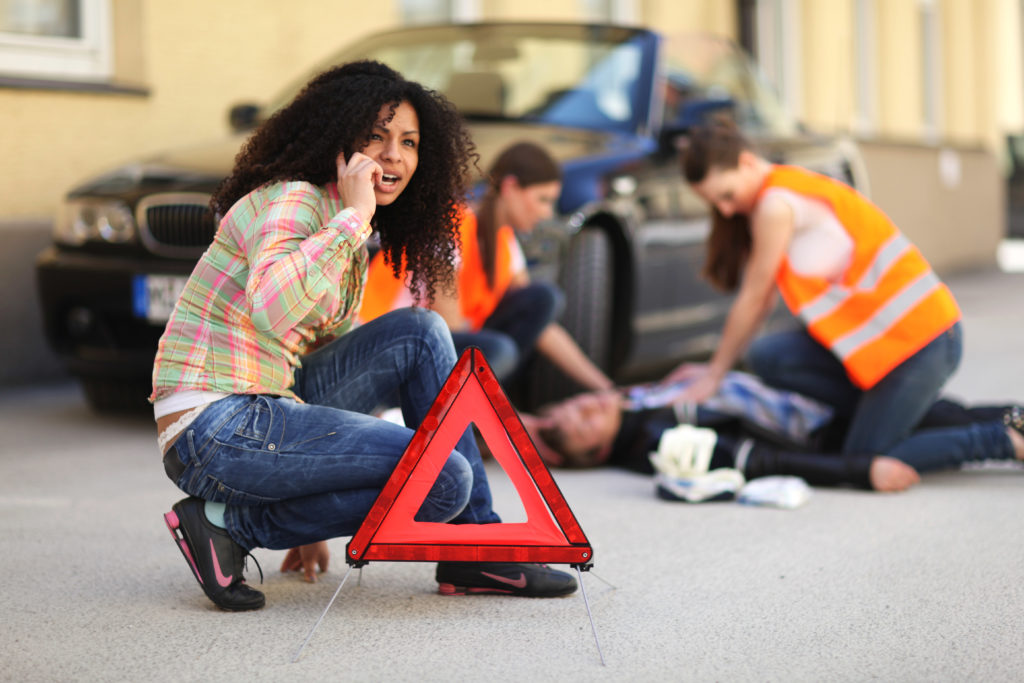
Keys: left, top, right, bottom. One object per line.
{"left": 164, "top": 510, "right": 204, "bottom": 586}
{"left": 438, "top": 583, "right": 514, "bottom": 596}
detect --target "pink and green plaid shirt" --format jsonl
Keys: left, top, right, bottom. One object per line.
{"left": 151, "top": 180, "right": 370, "bottom": 402}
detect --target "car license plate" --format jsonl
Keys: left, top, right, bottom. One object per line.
{"left": 132, "top": 274, "right": 189, "bottom": 323}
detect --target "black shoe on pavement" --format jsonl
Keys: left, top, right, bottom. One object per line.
{"left": 164, "top": 497, "right": 265, "bottom": 611}
{"left": 435, "top": 561, "right": 577, "bottom": 597}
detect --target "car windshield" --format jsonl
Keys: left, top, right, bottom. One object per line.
{"left": 660, "top": 33, "right": 799, "bottom": 138}
{"left": 267, "top": 23, "right": 654, "bottom": 134}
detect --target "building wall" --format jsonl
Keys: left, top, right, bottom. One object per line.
{"left": 640, "top": 0, "right": 736, "bottom": 36}
{"left": 859, "top": 141, "right": 1004, "bottom": 272}
{"left": 776, "top": 0, "right": 1015, "bottom": 278}
{"left": 483, "top": 0, "right": 580, "bottom": 20}
{"left": 794, "top": 0, "right": 1024, "bottom": 151}
{"left": 0, "top": 0, "right": 399, "bottom": 384}
{"left": 800, "top": 0, "right": 855, "bottom": 133}
{"left": 1, "top": 0, "right": 398, "bottom": 222}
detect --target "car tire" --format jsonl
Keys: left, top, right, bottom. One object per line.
{"left": 519, "top": 227, "right": 614, "bottom": 410}
{"left": 80, "top": 376, "right": 151, "bottom": 413}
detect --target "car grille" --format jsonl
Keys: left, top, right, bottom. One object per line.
{"left": 136, "top": 192, "right": 216, "bottom": 258}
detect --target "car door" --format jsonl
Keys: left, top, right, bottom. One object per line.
{"left": 624, "top": 148, "right": 732, "bottom": 379}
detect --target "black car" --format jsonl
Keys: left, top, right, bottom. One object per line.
{"left": 36, "top": 22, "right": 867, "bottom": 412}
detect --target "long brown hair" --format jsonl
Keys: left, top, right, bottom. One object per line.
{"left": 681, "top": 119, "right": 753, "bottom": 292}
{"left": 476, "top": 141, "right": 561, "bottom": 288}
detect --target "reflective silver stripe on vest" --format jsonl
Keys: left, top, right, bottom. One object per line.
{"left": 830, "top": 269, "right": 943, "bottom": 360}
{"left": 797, "top": 233, "right": 912, "bottom": 324}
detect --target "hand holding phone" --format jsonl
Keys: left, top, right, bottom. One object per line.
{"left": 336, "top": 150, "right": 382, "bottom": 224}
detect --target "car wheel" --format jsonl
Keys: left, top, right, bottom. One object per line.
{"left": 519, "top": 227, "right": 614, "bottom": 410}
{"left": 80, "top": 376, "right": 151, "bottom": 413}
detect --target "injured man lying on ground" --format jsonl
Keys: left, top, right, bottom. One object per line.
{"left": 518, "top": 371, "right": 1024, "bottom": 494}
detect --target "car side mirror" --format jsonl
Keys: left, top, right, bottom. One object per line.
{"left": 228, "top": 103, "right": 262, "bottom": 133}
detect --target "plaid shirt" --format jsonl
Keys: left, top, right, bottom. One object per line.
{"left": 151, "top": 181, "right": 370, "bottom": 402}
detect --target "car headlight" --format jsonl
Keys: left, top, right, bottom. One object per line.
{"left": 56, "top": 199, "right": 135, "bottom": 245}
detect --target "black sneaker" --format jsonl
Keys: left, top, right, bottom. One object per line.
{"left": 435, "top": 562, "right": 577, "bottom": 597}
{"left": 163, "top": 497, "right": 265, "bottom": 611}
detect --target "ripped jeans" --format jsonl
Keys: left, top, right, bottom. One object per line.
{"left": 163, "top": 307, "right": 500, "bottom": 551}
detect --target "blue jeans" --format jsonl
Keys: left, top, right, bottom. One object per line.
{"left": 164, "top": 307, "right": 500, "bottom": 551}
{"left": 451, "top": 281, "right": 562, "bottom": 381}
{"left": 886, "top": 421, "right": 1015, "bottom": 473}
{"left": 747, "top": 323, "right": 964, "bottom": 454}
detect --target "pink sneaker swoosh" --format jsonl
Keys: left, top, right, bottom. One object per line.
{"left": 209, "top": 539, "right": 234, "bottom": 587}
{"left": 480, "top": 571, "right": 527, "bottom": 589}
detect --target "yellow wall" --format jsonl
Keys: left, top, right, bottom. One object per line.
{"left": 860, "top": 142, "right": 1004, "bottom": 272}
{"left": 483, "top": 0, "right": 580, "bottom": 21}
{"left": 1, "top": 0, "right": 748, "bottom": 222}
{"left": 1, "top": 0, "right": 397, "bottom": 221}
{"left": 800, "top": 0, "right": 855, "bottom": 134}
{"left": 4, "top": 0, "right": 1023, "bottom": 221}
{"left": 794, "top": 0, "right": 1023, "bottom": 150}
{"left": 640, "top": 0, "right": 736, "bottom": 37}
{"left": 943, "top": 0, "right": 982, "bottom": 145}
{"left": 995, "top": 0, "right": 1024, "bottom": 136}
{"left": 873, "top": 0, "right": 923, "bottom": 140}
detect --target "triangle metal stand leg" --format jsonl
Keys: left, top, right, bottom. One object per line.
{"left": 576, "top": 566, "right": 606, "bottom": 666}
{"left": 587, "top": 570, "right": 617, "bottom": 590}
{"left": 292, "top": 563, "right": 606, "bottom": 666}
{"left": 292, "top": 564, "right": 357, "bottom": 663}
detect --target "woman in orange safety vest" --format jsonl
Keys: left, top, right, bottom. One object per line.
{"left": 666, "top": 118, "right": 978, "bottom": 458}
{"left": 360, "top": 141, "right": 613, "bottom": 392}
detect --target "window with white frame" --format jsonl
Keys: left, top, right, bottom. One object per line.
{"left": 737, "top": 0, "right": 801, "bottom": 119}
{"left": 399, "top": 0, "right": 479, "bottom": 24}
{"left": 919, "top": 0, "right": 942, "bottom": 143}
{"left": 0, "top": 0, "right": 111, "bottom": 82}
{"left": 754, "top": 0, "right": 801, "bottom": 119}
{"left": 854, "top": 0, "right": 877, "bottom": 136}
{"left": 579, "top": 0, "right": 637, "bottom": 24}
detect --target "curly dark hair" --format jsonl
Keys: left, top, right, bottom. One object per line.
{"left": 211, "top": 60, "right": 477, "bottom": 301}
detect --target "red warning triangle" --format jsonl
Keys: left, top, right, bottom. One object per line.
{"left": 346, "top": 347, "right": 593, "bottom": 566}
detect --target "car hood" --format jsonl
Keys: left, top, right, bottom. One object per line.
{"left": 66, "top": 135, "right": 249, "bottom": 202}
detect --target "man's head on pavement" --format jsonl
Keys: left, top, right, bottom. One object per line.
{"left": 534, "top": 390, "right": 622, "bottom": 468}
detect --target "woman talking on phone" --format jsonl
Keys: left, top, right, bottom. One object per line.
{"left": 153, "top": 61, "right": 576, "bottom": 612}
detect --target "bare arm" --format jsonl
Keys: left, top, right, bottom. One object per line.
{"left": 506, "top": 254, "right": 612, "bottom": 389}
{"left": 509, "top": 267, "right": 530, "bottom": 289}
{"left": 536, "top": 323, "right": 615, "bottom": 391}
{"left": 668, "top": 197, "right": 794, "bottom": 400}
{"left": 429, "top": 286, "right": 469, "bottom": 332}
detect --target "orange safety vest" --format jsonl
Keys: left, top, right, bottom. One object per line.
{"left": 358, "top": 209, "right": 521, "bottom": 330}
{"left": 761, "top": 165, "right": 961, "bottom": 390}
